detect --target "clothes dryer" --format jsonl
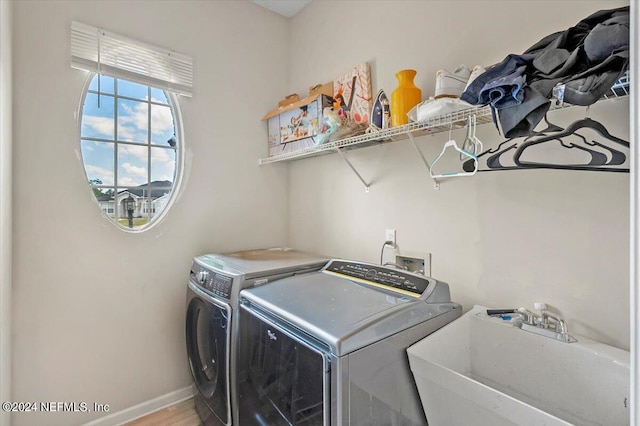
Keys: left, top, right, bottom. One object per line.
{"left": 185, "top": 248, "right": 329, "bottom": 426}
{"left": 236, "top": 259, "right": 462, "bottom": 425}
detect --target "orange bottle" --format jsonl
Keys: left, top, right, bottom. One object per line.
{"left": 391, "top": 69, "right": 422, "bottom": 126}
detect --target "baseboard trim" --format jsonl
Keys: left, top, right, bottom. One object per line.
{"left": 82, "top": 385, "right": 195, "bottom": 426}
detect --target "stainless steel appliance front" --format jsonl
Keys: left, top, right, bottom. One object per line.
{"left": 185, "top": 248, "right": 329, "bottom": 426}
{"left": 186, "top": 281, "right": 232, "bottom": 425}
{"left": 239, "top": 305, "right": 331, "bottom": 425}
{"left": 237, "top": 260, "right": 463, "bottom": 425}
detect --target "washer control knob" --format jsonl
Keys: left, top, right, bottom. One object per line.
{"left": 197, "top": 270, "right": 209, "bottom": 285}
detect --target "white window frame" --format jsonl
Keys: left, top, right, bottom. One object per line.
{"left": 77, "top": 73, "right": 185, "bottom": 233}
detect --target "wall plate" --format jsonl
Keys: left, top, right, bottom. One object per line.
{"left": 396, "top": 251, "right": 431, "bottom": 276}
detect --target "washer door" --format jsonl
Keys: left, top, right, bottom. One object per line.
{"left": 186, "top": 286, "right": 231, "bottom": 425}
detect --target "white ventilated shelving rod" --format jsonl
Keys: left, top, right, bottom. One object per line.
{"left": 258, "top": 105, "right": 493, "bottom": 165}
{"left": 258, "top": 72, "right": 630, "bottom": 190}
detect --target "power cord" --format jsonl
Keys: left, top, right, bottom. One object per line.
{"left": 380, "top": 240, "right": 396, "bottom": 265}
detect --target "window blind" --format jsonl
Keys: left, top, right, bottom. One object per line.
{"left": 70, "top": 21, "right": 193, "bottom": 97}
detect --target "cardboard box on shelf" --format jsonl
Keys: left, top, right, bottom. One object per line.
{"left": 308, "top": 82, "right": 333, "bottom": 98}
{"left": 278, "top": 93, "right": 300, "bottom": 107}
{"left": 263, "top": 92, "right": 334, "bottom": 158}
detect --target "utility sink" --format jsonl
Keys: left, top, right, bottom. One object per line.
{"left": 407, "top": 305, "right": 630, "bottom": 426}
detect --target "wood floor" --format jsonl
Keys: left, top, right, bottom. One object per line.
{"left": 124, "top": 398, "right": 202, "bottom": 426}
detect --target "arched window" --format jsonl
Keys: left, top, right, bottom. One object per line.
{"left": 79, "top": 74, "right": 183, "bottom": 231}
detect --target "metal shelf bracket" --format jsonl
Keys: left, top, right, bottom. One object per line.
{"left": 335, "top": 148, "right": 370, "bottom": 192}
{"left": 407, "top": 133, "right": 440, "bottom": 190}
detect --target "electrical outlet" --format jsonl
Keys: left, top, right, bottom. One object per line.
{"left": 385, "top": 229, "right": 396, "bottom": 244}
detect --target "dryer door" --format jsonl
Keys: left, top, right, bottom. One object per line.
{"left": 186, "top": 283, "right": 231, "bottom": 425}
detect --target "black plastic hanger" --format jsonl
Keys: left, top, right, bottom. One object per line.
{"left": 573, "top": 132, "right": 627, "bottom": 166}
{"left": 466, "top": 114, "right": 628, "bottom": 173}
{"left": 518, "top": 117, "right": 629, "bottom": 148}
{"left": 463, "top": 138, "right": 513, "bottom": 172}
{"left": 511, "top": 138, "right": 628, "bottom": 172}
{"left": 512, "top": 116, "right": 628, "bottom": 171}
{"left": 514, "top": 137, "right": 608, "bottom": 167}
{"left": 464, "top": 113, "right": 564, "bottom": 172}
{"left": 485, "top": 141, "right": 520, "bottom": 170}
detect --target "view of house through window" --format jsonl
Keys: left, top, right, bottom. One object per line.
{"left": 80, "top": 74, "right": 180, "bottom": 231}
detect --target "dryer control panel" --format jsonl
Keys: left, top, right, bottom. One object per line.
{"left": 323, "top": 260, "right": 432, "bottom": 296}
{"left": 190, "top": 262, "right": 233, "bottom": 299}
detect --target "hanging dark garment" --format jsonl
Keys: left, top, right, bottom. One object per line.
{"left": 460, "top": 6, "right": 629, "bottom": 138}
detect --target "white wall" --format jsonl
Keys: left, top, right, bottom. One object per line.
{"left": 1, "top": 1, "right": 13, "bottom": 425}
{"left": 631, "top": 1, "right": 639, "bottom": 421}
{"left": 287, "top": 1, "right": 631, "bottom": 349}
{"left": 11, "top": 1, "right": 289, "bottom": 425}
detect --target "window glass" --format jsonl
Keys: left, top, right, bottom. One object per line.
{"left": 151, "top": 88, "right": 169, "bottom": 105}
{"left": 151, "top": 147, "right": 176, "bottom": 182}
{"left": 88, "top": 75, "right": 115, "bottom": 94}
{"left": 80, "top": 74, "right": 181, "bottom": 231}
{"left": 118, "top": 79, "right": 149, "bottom": 101}
{"left": 81, "top": 141, "right": 114, "bottom": 185}
{"left": 150, "top": 104, "right": 174, "bottom": 145}
{"left": 118, "top": 145, "right": 148, "bottom": 187}
{"left": 81, "top": 94, "right": 115, "bottom": 139}
{"left": 117, "top": 99, "right": 149, "bottom": 143}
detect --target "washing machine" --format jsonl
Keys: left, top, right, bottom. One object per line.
{"left": 236, "top": 259, "right": 462, "bottom": 426}
{"left": 185, "top": 248, "right": 329, "bottom": 426}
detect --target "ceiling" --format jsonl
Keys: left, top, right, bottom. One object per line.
{"left": 250, "top": 0, "right": 312, "bottom": 18}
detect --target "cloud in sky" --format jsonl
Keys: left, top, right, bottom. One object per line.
{"left": 118, "top": 146, "right": 174, "bottom": 185}
{"left": 150, "top": 104, "right": 174, "bottom": 136}
{"left": 85, "top": 164, "right": 114, "bottom": 186}
{"left": 83, "top": 116, "right": 114, "bottom": 138}
{"left": 118, "top": 101, "right": 173, "bottom": 140}
{"left": 118, "top": 101, "right": 148, "bottom": 142}
{"left": 83, "top": 100, "right": 174, "bottom": 142}
{"left": 82, "top": 80, "right": 176, "bottom": 190}
{"left": 119, "top": 144, "right": 146, "bottom": 161}
{"left": 120, "top": 162, "right": 148, "bottom": 186}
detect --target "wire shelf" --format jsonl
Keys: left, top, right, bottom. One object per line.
{"left": 258, "top": 72, "right": 630, "bottom": 166}
{"left": 258, "top": 106, "right": 492, "bottom": 165}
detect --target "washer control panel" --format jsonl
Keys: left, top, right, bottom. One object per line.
{"left": 190, "top": 262, "right": 233, "bottom": 299}
{"left": 323, "top": 260, "right": 431, "bottom": 296}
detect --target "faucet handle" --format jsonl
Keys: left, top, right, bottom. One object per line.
{"left": 534, "top": 302, "right": 547, "bottom": 322}
{"left": 534, "top": 302, "right": 547, "bottom": 313}
{"left": 517, "top": 307, "right": 536, "bottom": 325}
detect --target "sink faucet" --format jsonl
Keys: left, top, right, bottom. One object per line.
{"left": 515, "top": 303, "right": 576, "bottom": 343}
{"left": 541, "top": 312, "right": 568, "bottom": 335}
